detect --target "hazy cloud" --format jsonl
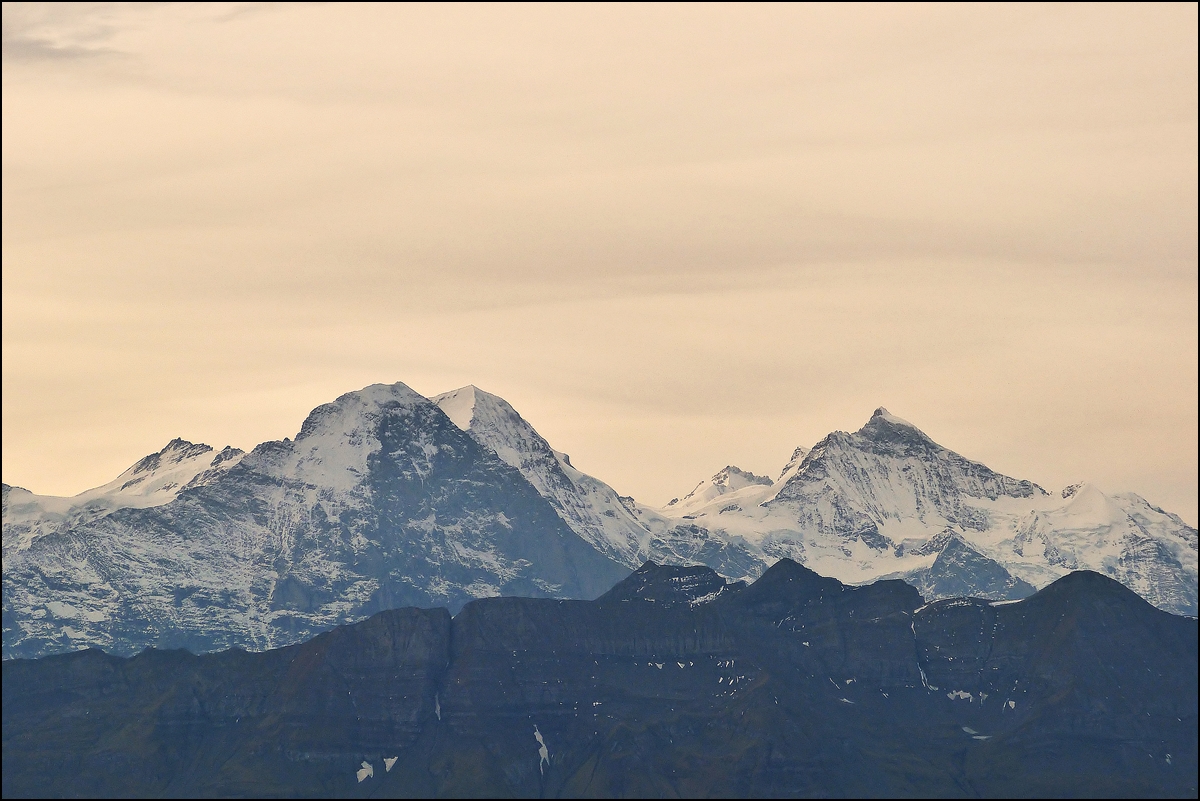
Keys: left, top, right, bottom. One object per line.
{"left": 1, "top": 2, "right": 126, "bottom": 62}
{"left": 3, "top": 4, "right": 1196, "bottom": 523}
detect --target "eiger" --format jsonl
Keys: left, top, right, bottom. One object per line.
{"left": 3, "top": 381, "right": 1196, "bottom": 659}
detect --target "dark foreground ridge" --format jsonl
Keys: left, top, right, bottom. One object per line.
{"left": 3, "top": 562, "right": 1196, "bottom": 798}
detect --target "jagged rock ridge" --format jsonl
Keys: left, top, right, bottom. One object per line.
{"left": 4, "top": 387, "right": 1196, "bottom": 662}
{"left": 2, "top": 383, "right": 626, "bottom": 659}
{"left": 647, "top": 407, "right": 1197, "bottom": 615}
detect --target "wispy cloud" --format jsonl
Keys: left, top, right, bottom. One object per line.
{"left": 2, "top": 33, "right": 111, "bottom": 61}
{"left": 2, "top": 3, "right": 1195, "bottom": 524}
{"left": 1, "top": 3, "right": 123, "bottom": 62}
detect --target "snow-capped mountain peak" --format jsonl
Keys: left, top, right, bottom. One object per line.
{"left": 4, "top": 386, "right": 1196, "bottom": 664}
{"left": 104, "top": 438, "right": 244, "bottom": 499}
{"left": 707, "top": 466, "right": 773, "bottom": 492}
{"left": 644, "top": 407, "right": 1194, "bottom": 615}
{"left": 432, "top": 385, "right": 539, "bottom": 470}
{"left": 430, "top": 385, "right": 652, "bottom": 568}
{"left": 667, "top": 466, "right": 774, "bottom": 514}
{"left": 4, "top": 380, "right": 628, "bottom": 659}
{"left": 775, "top": 445, "right": 812, "bottom": 485}
{"left": 2, "top": 438, "right": 245, "bottom": 552}
{"left": 773, "top": 408, "right": 1045, "bottom": 509}
{"left": 257, "top": 381, "right": 433, "bottom": 491}
{"left": 295, "top": 382, "right": 428, "bottom": 442}
{"left": 852, "top": 407, "right": 944, "bottom": 456}
{"left": 431, "top": 384, "right": 480, "bottom": 432}
{"left": 867, "top": 406, "right": 917, "bottom": 429}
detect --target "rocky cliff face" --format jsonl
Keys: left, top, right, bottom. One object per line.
{"left": 2, "top": 383, "right": 626, "bottom": 660}
{"left": 652, "top": 408, "right": 1198, "bottom": 615}
{"left": 427, "top": 392, "right": 1196, "bottom": 616}
{"left": 5, "top": 386, "right": 1196, "bottom": 662}
{"left": 432, "top": 385, "right": 651, "bottom": 569}
{"left": 4, "top": 564, "right": 1195, "bottom": 798}
{"left": 886, "top": 532, "right": 1037, "bottom": 602}
{"left": 430, "top": 386, "right": 775, "bottom": 583}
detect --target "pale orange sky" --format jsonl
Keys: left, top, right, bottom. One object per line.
{"left": 3, "top": 3, "right": 1197, "bottom": 524}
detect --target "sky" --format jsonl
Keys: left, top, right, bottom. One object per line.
{"left": 2, "top": 3, "right": 1197, "bottom": 525}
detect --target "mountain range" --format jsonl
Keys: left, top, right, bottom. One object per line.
{"left": 3, "top": 381, "right": 1196, "bottom": 660}
{"left": 4, "top": 561, "right": 1195, "bottom": 797}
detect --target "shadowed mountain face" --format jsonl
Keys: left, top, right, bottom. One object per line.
{"left": 4, "top": 386, "right": 1197, "bottom": 663}
{"left": 4, "top": 563, "right": 1195, "bottom": 798}
{"left": 2, "top": 383, "right": 627, "bottom": 659}
{"left": 890, "top": 533, "right": 1037, "bottom": 602}
{"left": 428, "top": 392, "right": 1197, "bottom": 616}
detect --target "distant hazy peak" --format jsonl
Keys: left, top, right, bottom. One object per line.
{"left": 666, "top": 464, "right": 776, "bottom": 511}
{"left": 710, "top": 465, "right": 772, "bottom": 489}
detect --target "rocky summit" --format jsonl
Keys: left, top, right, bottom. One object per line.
{"left": 4, "top": 382, "right": 1196, "bottom": 662}
{"left": 3, "top": 562, "right": 1195, "bottom": 798}
{"left": 2, "top": 383, "right": 626, "bottom": 659}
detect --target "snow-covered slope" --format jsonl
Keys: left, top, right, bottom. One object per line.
{"left": 664, "top": 465, "right": 774, "bottom": 515}
{"left": 2, "top": 383, "right": 626, "bottom": 659}
{"left": 431, "top": 386, "right": 651, "bottom": 568}
{"left": 429, "top": 391, "right": 1196, "bottom": 615}
{"left": 2, "top": 439, "right": 244, "bottom": 552}
{"left": 430, "top": 386, "right": 772, "bottom": 578}
{"left": 5, "top": 388, "right": 1195, "bottom": 661}
{"left": 655, "top": 408, "right": 1197, "bottom": 615}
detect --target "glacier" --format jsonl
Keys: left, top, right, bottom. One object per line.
{"left": 3, "top": 385, "right": 1195, "bottom": 661}
{"left": 430, "top": 392, "right": 1197, "bottom": 617}
{"left": 2, "top": 383, "right": 625, "bottom": 659}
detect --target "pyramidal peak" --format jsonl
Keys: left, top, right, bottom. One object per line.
{"left": 430, "top": 385, "right": 547, "bottom": 464}
{"left": 776, "top": 445, "right": 812, "bottom": 484}
{"left": 429, "top": 385, "right": 534, "bottom": 444}
{"left": 854, "top": 406, "right": 935, "bottom": 444}
{"left": 714, "top": 465, "right": 773, "bottom": 488}
{"left": 431, "top": 384, "right": 482, "bottom": 431}
{"left": 429, "top": 384, "right": 652, "bottom": 570}
{"left": 870, "top": 406, "right": 917, "bottom": 427}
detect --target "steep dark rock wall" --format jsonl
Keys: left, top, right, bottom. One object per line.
{"left": 3, "top": 564, "right": 1196, "bottom": 798}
